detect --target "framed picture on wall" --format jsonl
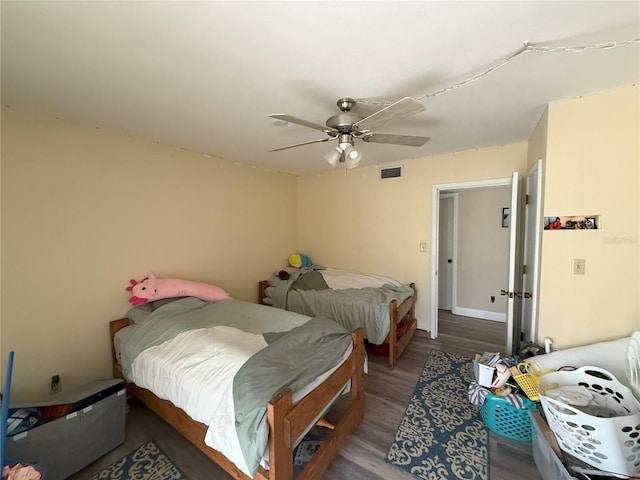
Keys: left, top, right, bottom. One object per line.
{"left": 502, "top": 207, "right": 510, "bottom": 228}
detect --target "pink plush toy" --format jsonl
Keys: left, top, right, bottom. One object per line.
{"left": 126, "top": 273, "right": 231, "bottom": 306}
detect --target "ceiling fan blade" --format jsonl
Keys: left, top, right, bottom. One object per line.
{"left": 268, "top": 114, "right": 337, "bottom": 133}
{"left": 361, "top": 133, "right": 430, "bottom": 147}
{"left": 353, "top": 97, "right": 426, "bottom": 132}
{"left": 269, "top": 137, "right": 334, "bottom": 152}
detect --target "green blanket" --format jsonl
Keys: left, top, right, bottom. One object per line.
{"left": 234, "top": 316, "right": 352, "bottom": 476}
{"left": 118, "top": 297, "right": 352, "bottom": 476}
{"left": 119, "top": 297, "right": 311, "bottom": 379}
{"left": 267, "top": 276, "right": 414, "bottom": 344}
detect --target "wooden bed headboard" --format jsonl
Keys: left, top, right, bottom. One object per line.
{"left": 109, "top": 318, "right": 130, "bottom": 379}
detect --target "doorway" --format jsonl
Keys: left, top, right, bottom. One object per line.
{"left": 430, "top": 177, "right": 514, "bottom": 350}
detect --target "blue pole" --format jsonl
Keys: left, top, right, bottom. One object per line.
{"left": 1, "top": 351, "right": 15, "bottom": 471}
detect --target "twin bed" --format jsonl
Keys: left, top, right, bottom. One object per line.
{"left": 110, "top": 297, "right": 365, "bottom": 480}
{"left": 110, "top": 267, "right": 414, "bottom": 479}
{"left": 259, "top": 267, "right": 417, "bottom": 368}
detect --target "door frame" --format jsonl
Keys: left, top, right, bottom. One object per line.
{"left": 505, "top": 170, "right": 522, "bottom": 355}
{"left": 430, "top": 177, "right": 512, "bottom": 339}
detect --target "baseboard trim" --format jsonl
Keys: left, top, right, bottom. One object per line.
{"left": 452, "top": 307, "right": 506, "bottom": 323}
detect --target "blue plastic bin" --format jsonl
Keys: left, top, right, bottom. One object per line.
{"left": 479, "top": 393, "right": 536, "bottom": 441}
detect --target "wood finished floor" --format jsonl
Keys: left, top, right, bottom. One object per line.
{"left": 71, "top": 311, "right": 542, "bottom": 480}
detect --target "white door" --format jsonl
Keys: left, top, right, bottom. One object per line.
{"left": 438, "top": 195, "right": 455, "bottom": 310}
{"left": 505, "top": 171, "right": 523, "bottom": 355}
{"left": 521, "top": 160, "right": 543, "bottom": 343}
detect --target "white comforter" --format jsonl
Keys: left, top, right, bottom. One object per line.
{"left": 131, "top": 325, "right": 267, "bottom": 476}
{"left": 320, "top": 267, "right": 402, "bottom": 290}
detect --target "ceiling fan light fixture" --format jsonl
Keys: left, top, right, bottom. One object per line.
{"left": 342, "top": 144, "right": 362, "bottom": 169}
{"left": 324, "top": 147, "right": 342, "bottom": 167}
{"left": 345, "top": 151, "right": 362, "bottom": 169}
{"left": 337, "top": 133, "right": 354, "bottom": 150}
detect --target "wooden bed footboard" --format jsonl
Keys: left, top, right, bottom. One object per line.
{"left": 109, "top": 319, "right": 365, "bottom": 480}
{"left": 258, "top": 279, "right": 417, "bottom": 369}
{"left": 387, "top": 283, "right": 417, "bottom": 369}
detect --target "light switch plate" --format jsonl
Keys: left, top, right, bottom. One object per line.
{"left": 572, "top": 258, "right": 586, "bottom": 275}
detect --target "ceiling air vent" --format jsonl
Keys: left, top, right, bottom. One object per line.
{"left": 379, "top": 165, "right": 403, "bottom": 180}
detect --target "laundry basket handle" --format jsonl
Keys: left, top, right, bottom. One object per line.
{"left": 583, "top": 367, "right": 615, "bottom": 382}
{"left": 543, "top": 395, "right": 583, "bottom": 416}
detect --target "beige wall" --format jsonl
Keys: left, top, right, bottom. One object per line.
{"left": 4, "top": 85, "right": 636, "bottom": 401}
{"left": 456, "top": 186, "right": 511, "bottom": 317}
{"left": 1, "top": 107, "right": 299, "bottom": 402}
{"left": 537, "top": 85, "right": 639, "bottom": 347}
{"left": 298, "top": 143, "right": 528, "bottom": 331}
{"left": 527, "top": 106, "right": 548, "bottom": 172}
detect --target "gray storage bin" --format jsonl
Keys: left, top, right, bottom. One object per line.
{"left": 6, "top": 379, "right": 126, "bottom": 480}
{"left": 530, "top": 410, "right": 577, "bottom": 480}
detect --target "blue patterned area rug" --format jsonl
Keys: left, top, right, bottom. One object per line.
{"left": 385, "top": 349, "right": 488, "bottom": 480}
{"left": 90, "top": 441, "right": 189, "bottom": 480}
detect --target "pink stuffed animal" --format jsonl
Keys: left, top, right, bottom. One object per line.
{"left": 126, "top": 273, "right": 231, "bottom": 305}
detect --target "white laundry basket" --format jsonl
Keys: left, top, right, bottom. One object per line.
{"left": 538, "top": 366, "right": 640, "bottom": 478}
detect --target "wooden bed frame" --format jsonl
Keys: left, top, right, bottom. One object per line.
{"left": 258, "top": 281, "right": 417, "bottom": 369}
{"left": 110, "top": 318, "right": 365, "bottom": 480}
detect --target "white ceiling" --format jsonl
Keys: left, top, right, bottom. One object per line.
{"left": 2, "top": 1, "right": 639, "bottom": 176}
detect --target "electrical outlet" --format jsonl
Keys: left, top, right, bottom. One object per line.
{"left": 50, "top": 374, "right": 61, "bottom": 394}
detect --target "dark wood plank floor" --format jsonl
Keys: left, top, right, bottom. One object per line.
{"left": 71, "top": 311, "right": 542, "bottom": 480}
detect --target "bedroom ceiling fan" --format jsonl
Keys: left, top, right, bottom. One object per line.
{"left": 268, "top": 97, "right": 430, "bottom": 169}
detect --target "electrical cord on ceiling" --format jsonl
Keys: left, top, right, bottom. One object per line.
{"left": 357, "top": 38, "right": 640, "bottom": 105}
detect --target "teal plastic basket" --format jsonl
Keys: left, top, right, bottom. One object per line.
{"left": 479, "top": 393, "right": 535, "bottom": 441}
